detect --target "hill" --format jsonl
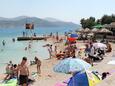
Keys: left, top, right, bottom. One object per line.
{"left": 0, "top": 16, "right": 80, "bottom": 28}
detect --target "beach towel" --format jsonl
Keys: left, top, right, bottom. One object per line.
{"left": 55, "top": 82, "right": 67, "bottom": 86}
{"left": 0, "top": 79, "right": 17, "bottom": 86}
{"left": 107, "top": 60, "right": 115, "bottom": 64}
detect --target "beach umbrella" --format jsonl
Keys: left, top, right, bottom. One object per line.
{"left": 84, "top": 28, "right": 91, "bottom": 33}
{"left": 93, "top": 24, "right": 104, "bottom": 29}
{"left": 92, "top": 28, "right": 99, "bottom": 33}
{"left": 99, "top": 28, "right": 112, "bottom": 33}
{"left": 87, "top": 33, "right": 94, "bottom": 36}
{"left": 78, "top": 29, "right": 85, "bottom": 33}
{"left": 67, "top": 38, "right": 76, "bottom": 42}
{"left": 53, "top": 58, "right": 91, "bottom": 73}
{"left": 70, "top": 34, "right": 78, "bottom": 38}
{"left": 77, "top": 45, "right": 86, "bottom": 50}
{"left": 68, "top": 70, "right": 101, "bottom": 86}
{"left": 93, "top": 43, "right": 107, "bottom": 49}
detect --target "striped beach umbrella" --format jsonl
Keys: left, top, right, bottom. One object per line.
{"left": 68, "top": 70, "right": 101, "bottom": 86}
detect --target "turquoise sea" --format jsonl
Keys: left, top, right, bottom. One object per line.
{"left": 0, "top": 26, "right": 77, "bottom": 73}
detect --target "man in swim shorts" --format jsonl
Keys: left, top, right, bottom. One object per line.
{"left": 18, "top": 57, "right": 29, "bottom": 86}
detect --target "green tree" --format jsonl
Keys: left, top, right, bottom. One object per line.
{"left": 80, "top": 17, "right": 96, "bottom": 29}
{"left": 101, "top": 15, "right": 112, "bottom": 24}
{"left": 111, "top": 14, "right": 115, "bottom": 22}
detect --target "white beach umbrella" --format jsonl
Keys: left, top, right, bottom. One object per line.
{"left": 79, "top": 28, "right": 84, "bottom": 32}
{"left": 93, "top": 43, "right": 107, "bottom": 49}
{"left": 99, "top": 28, "right": 112, "bottom": 33}
{"left": 84, "top": 28, "right": 91, "bottom": 32}
{"left": 92, "top": 28, "right": 99, "bottom": 33}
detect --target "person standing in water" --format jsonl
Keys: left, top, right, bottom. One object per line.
{"left": 54, "top": 45, "right": 57, "bottom": 55}
{"left": 48, "top": 47, "right": 52, "bottom": 59}
{"left": 18, "top": 57, "right": 29, "bottom": 86}
{"left": 2, "top": 40, "right": 6, "bottom": 46}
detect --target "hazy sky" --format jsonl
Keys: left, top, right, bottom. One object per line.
{"left": 0, "top": 0, "right": 115, "bottom": 23}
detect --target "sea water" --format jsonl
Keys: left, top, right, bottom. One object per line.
{"left": 0, "top": 27, "right": 77, "bottom": 73}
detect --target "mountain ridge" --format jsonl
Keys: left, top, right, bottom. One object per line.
{"left": 0, "top": 16, "right": 80, "bottom": 28}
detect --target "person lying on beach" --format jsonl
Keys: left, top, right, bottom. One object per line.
{"left": 83, "top": 57, "right": 93, "bottom": 66}
{"left": 18, "top": 57, "right": 29, "bottom": 86}
{"left": 34, "top": 57, "right": 41, "bottom": 75}
{"left": 56, "top": 51, "right": 65, "bottom": 60}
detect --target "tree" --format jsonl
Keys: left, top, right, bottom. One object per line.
{"left": 101, "top": 15, "right": 112, "bottom": 24}
{"left": 96, "top": 19, "right": 101, "bottom": 24}
{"left": 80, "top": 14, "right": 115, "bottom": 29}
{"left": 111, "top": 14, "right": 115, "bottom": 22}
{"left": 80, "top": 17, "right": 96, "bottom": 29}
{"left": 80, "top": 18, "right": 86, "bottom": 29}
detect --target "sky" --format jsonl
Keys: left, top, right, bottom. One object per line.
{"left": 0, "top": 0, "right": 115, "bottom": 24}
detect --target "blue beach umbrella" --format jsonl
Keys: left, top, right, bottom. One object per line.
{"left": 53, "top": 58, "right": 91, "bottom": 73}
{"left": 68, "top": 70, "right": 101, "bottom": 86}
{"left": 70, "top": 34, "right": 78, "bottom": 38}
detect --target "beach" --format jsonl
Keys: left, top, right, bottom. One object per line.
{"left": 31, "top": 41, "right": 115, "bottom": 86}
{"left": 0, "top": 36, "right": 115, "bottom": 86}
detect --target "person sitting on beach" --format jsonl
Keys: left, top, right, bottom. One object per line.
{"left": 78, "top": 49, "right": 83, "bottom": 58}
{"left": 106, "top": 42, "right": 112, "bottom": 52}
{"left": 85, "top": 44, "right": 90, "bottom": 56}
{"left": 34, "top": 57, "right": 41, "bottom": 75}
{"left": 4, "top": 64, "right": 13, "bottom": 80}
{"left": 13, "top": 64, "right": 18, "bottom": 78}
{"left": 18, "top": 57, "right": 29, "bottom": 86}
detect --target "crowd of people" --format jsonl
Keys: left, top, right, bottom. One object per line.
{"left": 4, "top": 56, "right": 41, "bottom": 86}
{"left": 54, "top": 39, "right": 112, "bottom": 66}
{"left": 1, "top": 32, "right": 113, "bottom": 86}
